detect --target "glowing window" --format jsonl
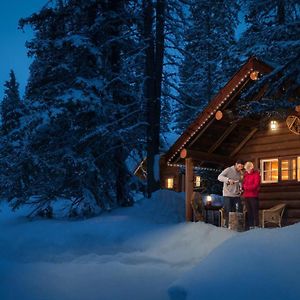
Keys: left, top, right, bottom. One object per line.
{"left": 298, "top": 157, "right": 300, "bottom": 182}
{"left": 195, "top": 176, "right": 201, "bottom": 187}
{"left": 166, "top": 178, "right": 174, "bottom": 189}
{"left": 281, "top": 158, "right": 297, "bottom": 181}
{"left": 260, "top": 159, "right": 278, "bottom": 183}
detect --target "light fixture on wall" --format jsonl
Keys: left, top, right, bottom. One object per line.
{"left": 270, "top": 120, "right": 278, "bottom": 131}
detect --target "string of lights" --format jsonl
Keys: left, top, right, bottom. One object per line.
{"left": 167, "top": 68, "right": 261, "bottom": 167}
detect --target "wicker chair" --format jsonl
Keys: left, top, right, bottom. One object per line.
{"left": 261, "top": 203, "right": 286, "bottom": 228}
{"left": 191, "top": 192, "right": 204, "bottom": 222}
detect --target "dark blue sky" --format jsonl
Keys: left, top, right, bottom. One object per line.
{"left": 0, "top": 0, "right": 46, "bottom": 99}
{"left": 0, "top": 1, "right": 246, "bottom": 101}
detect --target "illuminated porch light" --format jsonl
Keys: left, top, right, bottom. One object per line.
{"left": 206, "top": 195, "right": 212, "bottom": 205}
{"left": 270, "top": 120, "right": 278, "bottom": 131}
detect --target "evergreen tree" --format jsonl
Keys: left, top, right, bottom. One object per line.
{"left": 236, "top": 0, "right": 300, "bottom": 111}
{"left": 1, "top": 0, "right": 145, "bottom": 217}
{"left": 0, "top": 71, "right": 25, "bottom": 205}
{"left": 161, "top": 0, "right": 189, "bottom": 133}
{"left": 1, "top": 70, "right": 24, "bottom": 134}
{"left": 175, "top": 0, "right": 239, "bottom": 132}
{"left": 161, "top": 86, "right": 172, "bottom": 133}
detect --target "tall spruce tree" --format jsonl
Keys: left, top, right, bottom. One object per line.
{"left": 1, "top": 70, "right": 24, "bottom": 134}
{"left": 160, "top": 0, "right": 189, "bottom": 133}
{"left": 236, "top": 0, "right": 300, "bottom": 111}
{"left": 0, "top": 71, "right": 25, "bottom": 205}
{"left": 1, "top": 0, "right": 145, "bottom": 217}
{"left": 175, "top": 0, "right": 239, "bottom": 132}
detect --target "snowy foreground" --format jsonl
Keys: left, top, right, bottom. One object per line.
{"left": 0, "top": 190, "right": 299, "bottom": 300}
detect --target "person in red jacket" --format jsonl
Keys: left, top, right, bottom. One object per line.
{"left": 242, "top": 161, "right": 261, "bottom": 229}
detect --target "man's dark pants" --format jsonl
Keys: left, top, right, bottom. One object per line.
{"left": 223, "top": 196, "right": 242, "bottom": 227}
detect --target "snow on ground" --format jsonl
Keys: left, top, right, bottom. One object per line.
{"left": 168, "top": 224, "right": 300, "bottom": 300}
{"left": 0, "top": 190, "right": 299, "bottom": 300}
{"left": 0, "top": 190, "right": 234, "bottom": 300}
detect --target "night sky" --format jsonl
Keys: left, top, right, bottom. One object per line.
{"left": 0, "top": 1, "right": 246, "bottom": 101}
{"left": 0, "top": 0, "right": 45, "bottom": 99}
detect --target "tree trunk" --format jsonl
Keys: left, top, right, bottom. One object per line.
{"left": 154, "top": 0, "right": 165, "bottom": 144}
{"left": 277, "top": 0, "right": 285, "bottom": 25}
{"left": 143, "top": 0, "right": 156, "bottom": 198}
{"left": 143, "top": 0, "right": 165, "bottom": 198}
{"left": 106, "top": 0, "right": 132, "bottom": 206}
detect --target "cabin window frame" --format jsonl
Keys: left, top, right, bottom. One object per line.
{"left": 194, "top": 175, "right": 201, "bottom": 188}
{"left": 298, "top": 157, "right": 300, "bottom": 182}
{"left": 260, "top": 158, "right": 279, "bottom": 183}
{"left": 260, "top": 157, "right": 300, "bottom": 184}
{"left": 165, "top": 177, "right": 174, "bottom": 189}
{"left": 279, "top": 157, "right": 297, "bottom": 182}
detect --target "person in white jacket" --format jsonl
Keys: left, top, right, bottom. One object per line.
{"left": 218, "top": 160, "right": 244, "bottom": 227}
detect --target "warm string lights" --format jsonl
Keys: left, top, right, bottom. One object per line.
{"left": 167, "top": 68, "right": 260, "bottom": 167}
{"left": 167, "top": 163, "right": 222, "bottom": 172}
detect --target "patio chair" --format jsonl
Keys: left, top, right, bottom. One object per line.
{"left": 261, "top": 203, "right": 286, "bottom": 228}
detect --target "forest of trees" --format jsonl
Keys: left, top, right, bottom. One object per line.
{"left": 0, "top": 0, "right": 299, "bottom": 218}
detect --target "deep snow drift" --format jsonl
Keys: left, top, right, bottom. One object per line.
{"left": 169, "top": 224, "right": 300, "bottom": 300}
{"left": 0, "top": 190, "right": 299, "bottom": 300}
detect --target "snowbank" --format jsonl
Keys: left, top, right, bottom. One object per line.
{"left": 168, "top": 224, "right": 300, "bottom": 300}
{"left": 2, "top": 190, "right": 298, "bottom": 300}
{"left": 0, "top": 191, "right": 235, "bottom": 300}
{"left": 131, "top": 189, "right": 186, "bottom": 223}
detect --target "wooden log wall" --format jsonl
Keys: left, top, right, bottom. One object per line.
{"left": 159, "top": 155, "right": 182, "bottom": 192}
{"left": 238, "top": 121, "right": 300, "bottom": 225}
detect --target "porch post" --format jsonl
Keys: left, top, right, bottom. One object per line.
{"left": 185, "top": 157, "right": 193, "bottom": 221}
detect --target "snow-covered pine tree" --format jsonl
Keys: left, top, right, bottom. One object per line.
{"left": 160, "top": 84, "right": 172, "bottom": 133}
{"left": 161, "top": 0, "right": 189, "bottom": 133}
{"left": 100, "top": 0, "right": 142, "bottom": 206}
{"left": 1, "top": 70, "right": 24, "bottom": 134}
{"left": 175, "top": 0, "right": 240, "bottom": 132}
{"left": 0, "top": 70, "right": 26, "bottom": 205}
{"left": 236, "top": 0, "right": 300, "bottom": 112}
{"left": 4, "top": 0, "right": 145, "bottom": 217}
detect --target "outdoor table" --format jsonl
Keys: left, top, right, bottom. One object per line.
{"left": 204, "top": 205, "right": 222, "bottom": 226}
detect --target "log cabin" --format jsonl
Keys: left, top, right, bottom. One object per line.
{"left": 136, "top": 57, "right": 300, "bottom": 225}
